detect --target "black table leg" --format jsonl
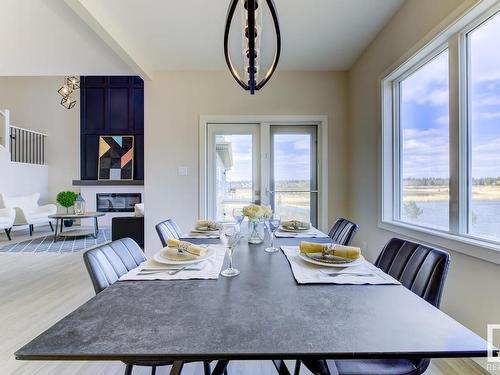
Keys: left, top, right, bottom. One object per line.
{"left": 211, "top": 361, "right": 229, "bottom": 375}
{"left": 94, "top": 217, "right": 98, "bottom": 239}
{"left": 124, "top": 364, "right": 133, "bottom": 375}
{"left": 53, "top": 219, "right": 59, "bottom": 241}
{"left": 272, "top": 360, "right": 291, "bottom": 375}
{"left": 169, "top": 361, "right": 184, "bottom": 375}
{"left": 4, "top": 228, "right": 12, "bottom": 241}
{"left": 60, "top": 218, "right": 63, "bottom": 233}
{"left": 49, "top": 221, "right": 54, "bottom": 232}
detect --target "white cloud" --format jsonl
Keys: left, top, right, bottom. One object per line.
{"left": 401, "top": 51, "right": 449, "bottom": 107}
{"left": 401, "top": 127, "right": 449, "bottom": 178}
{"left": 471, "top": 138, "right": 500, "bottom": 178}
{"left": 469, "top": 12, "right": 500, "bottom": 83}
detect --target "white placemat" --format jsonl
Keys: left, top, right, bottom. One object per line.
{"left": 119, "top": 245, "right": 226, "bottom": 281}
{"left": 275, "top": 227, "right": 329, "bottom": 238}
{"left": 281, "top": 246, "right": 400, "bottom": 285}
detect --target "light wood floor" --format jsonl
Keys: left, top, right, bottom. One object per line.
{"left": 0, "top": 226, "right": 489, "bottom": 375}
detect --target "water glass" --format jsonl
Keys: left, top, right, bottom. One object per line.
{"left": 220, "top": 223, "right": 241, "bottom": 277}
{"left": 232, "top": 208, "right": 245, "bottom": 225}
{"left": 265, "top": 214, "right": 281, "bottom": 253}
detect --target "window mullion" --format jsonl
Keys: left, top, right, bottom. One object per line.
{"left": 448, "top": 35, "right": 461, "bottom": 235}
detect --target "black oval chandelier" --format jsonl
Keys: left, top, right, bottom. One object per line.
{"left": 224, "top": 0, "right": 281, "bottom": 95}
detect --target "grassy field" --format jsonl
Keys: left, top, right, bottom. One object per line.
{"left": 403, "top": 185, "right": 500, "bottom": 202}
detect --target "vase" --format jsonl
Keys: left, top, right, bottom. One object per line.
{"left": 248, "top": 219, "right": 265, "bottom": 244}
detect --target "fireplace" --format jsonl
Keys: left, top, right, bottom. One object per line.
{"left": 96, "top": 193, "right": 141, "bottom": 213}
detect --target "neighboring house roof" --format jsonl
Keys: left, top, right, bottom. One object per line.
{"left": 216, "top": 141, "right": 233, "bottom": 169}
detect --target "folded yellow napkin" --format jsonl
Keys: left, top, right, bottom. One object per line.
{"left": 299, "top": 241, "right": 361, "bottom": 260}
{"left": 195, "top": 220, "right": 219, "bottom": 231}
{"left": 167, "top": 239, "right": 207, "bottom": 256}
{"left": 282, "top": 220, "right": 311, "bottom": 229}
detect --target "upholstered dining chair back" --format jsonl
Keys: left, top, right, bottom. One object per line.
{"left": 328, "top": 218, "right": 359, "bottom": 246}
{"left": 83, "top": 238, "right": 146, "bottom": 294}
{"left": 155, "top": 218, "right": 183, "bottom": 247}
{"left": 375, "top": 238, "right": 450, "bottom": 308}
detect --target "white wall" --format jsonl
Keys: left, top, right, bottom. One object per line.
{"left": 0, "top": 77, "right": 80, "bottom": 208}
{"left": 347, "top": 0, "right": 500, "bottom": 346}
{"left": 145, "top": 70, "right": 349, "bottom": 253}
{"left": 0, "top": 146, "right": 49, "bottom": 204}
{"left": 0, "top": 0, "right": 133, "bottom": 76}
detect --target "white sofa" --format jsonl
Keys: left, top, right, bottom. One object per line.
{"left": 0, "top": 193, "right": 57, "bottom": 236}
{"left": 0, "top": 207, "right": 16, "bottom": 240}
{"left": 134, "top": 203, "right": 145, "bottom": 217}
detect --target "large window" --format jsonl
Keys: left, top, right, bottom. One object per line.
{"left": 468, "top": 12, "right": 500, "bottom": 241}
{"left": 399, "top": 50, "right": 450, "bottom": 230}
{"left": 382, "top": 5, "right": 500, "bottom": 249}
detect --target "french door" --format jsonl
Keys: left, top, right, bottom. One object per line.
{"left": 205, "top": 123, "right": 319, "bottom": 226}
{"left": 269, "top": 125, "right": 318, "bottom": 227}
{"left": 207, "top": 124, "right": 260, "bottom": 221}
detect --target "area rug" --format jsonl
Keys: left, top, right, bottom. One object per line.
{"left": 0, "top": 228, "right": 111, "bottom": 253}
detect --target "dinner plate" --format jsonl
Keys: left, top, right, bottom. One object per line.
{"left": 279, "top": 225, "right": 311, "bottom": 233}
{"left": 298, "top": 252, "right": 365, "bottom": 268}
{"left": 153, "top": 246, "right": 216, "bottom": 265}
{"left": 192, "top": 228, "right": 219, "bottom": 234}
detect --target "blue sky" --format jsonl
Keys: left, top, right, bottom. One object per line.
{"left": 401, "top": 12, "right": 500, "bottom": 179}
{"left": 220, "top": 133, "right": 311, "bottom": 182}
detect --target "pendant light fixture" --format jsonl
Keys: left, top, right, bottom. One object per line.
{"left": 224, "top": 0, "right": 281, "bottom": 94}
{"left": 58, "top": 76, "right": 80, "bottom": 110}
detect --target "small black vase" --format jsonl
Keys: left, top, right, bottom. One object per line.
{"left": 64, "top": 219, "right": 74, "bottom": 227}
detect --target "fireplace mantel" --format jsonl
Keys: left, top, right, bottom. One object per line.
{"left": 72, "top": 180, "right": 144, "bottom": 186}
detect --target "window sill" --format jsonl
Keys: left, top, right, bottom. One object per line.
{"left": 379, "top": 219, "right": 500, "bottom": 266}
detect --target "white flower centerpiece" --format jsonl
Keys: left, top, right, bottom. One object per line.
{"left": 242, "top": 204, "right": 272, "bottom": 244}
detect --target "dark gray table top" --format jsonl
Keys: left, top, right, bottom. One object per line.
{"left": 16, "top": 236, "right": 492, "bottom": 362}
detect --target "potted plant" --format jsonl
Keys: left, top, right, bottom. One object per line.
{"left": 56, "top": 191, "right": 77, "bottom": 227}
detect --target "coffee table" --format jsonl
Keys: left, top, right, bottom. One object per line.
{"left": 48, "top": 212, "right": 105, "bottom": 241}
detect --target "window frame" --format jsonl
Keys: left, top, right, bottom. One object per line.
{"left": 380, "top": 0, "right": 500, "bottom": 264}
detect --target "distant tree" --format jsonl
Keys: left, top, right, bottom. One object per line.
{"left": 403, "top": 201, "right": 423, "bottom": 220}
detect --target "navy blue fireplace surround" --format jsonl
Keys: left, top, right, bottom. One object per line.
{"left": 80, "top": 76, "right": 144, "bottom": 180}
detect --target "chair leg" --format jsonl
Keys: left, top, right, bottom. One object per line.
{"left": 29, "top": 224, "right": 33, "bottom": 236}
{"left": 49, "top": 221, "right": 54, "bottom": 232}
{"left": 4, "top": 228, "right": 12, "bottom": 241}
{"left": 124, "top": 364, "right": 133, "bottom": 375}
{"left": 151, "top": 365, "right": 156, "bottom": 375}
{"left": 203, "top": 361, "right": 211, "bottom": 375}
{"left": 294, "top": 361, "right": 301, "bottom": 375}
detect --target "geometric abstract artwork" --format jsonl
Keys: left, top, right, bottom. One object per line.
{"left": 98, "top": 136, "right": 134, "bottom": 180}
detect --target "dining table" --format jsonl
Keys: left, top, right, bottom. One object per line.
{"left": 15, "top": 231, "right": 497, "bottom": 375}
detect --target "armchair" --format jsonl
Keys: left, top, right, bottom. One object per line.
{"left": 0, "top": 193, "right": 57, "bottom": 236}
{"left": 0, "top": 207, "right": 15, "bottom": 240}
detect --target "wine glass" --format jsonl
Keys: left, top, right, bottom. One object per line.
{"left": 265, "top": 213, "right": 281, "bottom": 253}
{"left": 232, "top": 208, "right": 244, "bottom": 225}
{"left": 220, "top": 223, "right": 241, "bottom": 277}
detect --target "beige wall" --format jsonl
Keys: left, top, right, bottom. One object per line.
{"left": 145, "top": 70, "right": 349, "bottom": 251}
{"left": 347, "top": 0, "right": 500, "bottom": 345}
{"left": 0, "top": 77, "right": 80, "bottom": 205}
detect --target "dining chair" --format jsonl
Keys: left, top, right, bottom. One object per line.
{"left": 328, "top": 218, "right": 359, "bottom": 246}
{"left": 83, "top": 238, "right": 214, "bottom": 375}
{"left": 297, "top": 237, "right": 451, "bottom": 375}
{"left": 155, "top": 218, "right": 183, "bottom": 246}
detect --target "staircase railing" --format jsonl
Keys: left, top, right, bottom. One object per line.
{"left": 9, "top": 125, "right": 47, "bottom": 165}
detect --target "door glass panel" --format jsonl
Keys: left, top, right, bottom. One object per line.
{"left": 214, "top": 134, "right": 254, "bottom": 221}
{"left": 271, "top": 127, "right": 317, "bottom": 225}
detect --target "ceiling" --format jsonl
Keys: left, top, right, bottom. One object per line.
{"left": 0, "top": 0, "right": 404, "bottom": 77}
